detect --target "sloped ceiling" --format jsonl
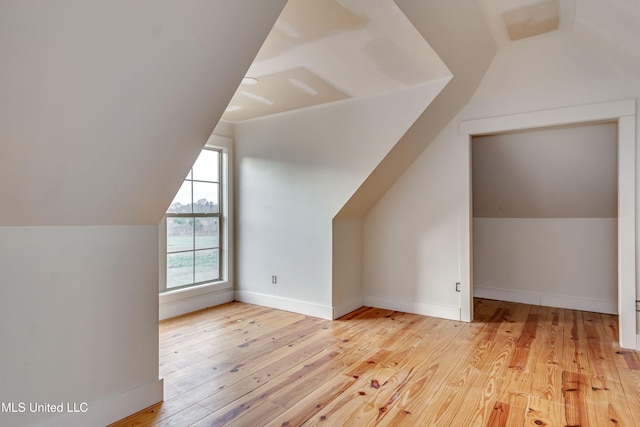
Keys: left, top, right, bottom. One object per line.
{"left": 337, "top": 0, "right": 498, "bottom": 218}
{"left": 220, "top": 0, "right": 640, "bottom": 125}
{"left": 574, "top": 0, "right": 640, "bottom": 85}
{"left": 3, "top": 0, "right": 637, "bottom": 226}
{"left": 473, "top": 122, "right": 618, "bottom": 218}
{"left": 480, "top": 0, "right": 576, "bottom": 47}
{"left": 0, "top": 0, "right": 286, "bottom": 226}
{"left": 338, "top": 0, "right": 640, "bottom": 219}
{"left": 222, "top": 0, "right": 451, "bottom": 122}
{"left": 480, "top": 0, "right": 640, "bottom": 83}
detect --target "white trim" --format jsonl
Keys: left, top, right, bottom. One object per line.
{"left": 333, "top": 295, "right": 364, "bottom": 319}
{"left": 617, "top": 115, "right": 637, "bottom": 349}
{"left": 459, "top": 99, "right": 637, "bottom": 349}
{"left": 637, "top": 334, "right": 640, "bottom": 351}
{"left": 207, "top": 134, "right": 234, "bottom": 292}
{"left": 474, "top": 286, "right": 618, "bottom": 315}
{"left": 38, "top": 379, "right": 163, "bottom": 427}
{"left": 459, "top": 99, "right": 636, "bottom": 135}
{"left": 363, "top": 294, "right": 460, "bottom": 321}
{"left": 460, "top": 132, "right": 473, "bottom": 322}
{"left": 235, "top": 290, "right": 333, "bottom": 320}
{"left": 159, "top": 282, "right": 234, "bottom": 320}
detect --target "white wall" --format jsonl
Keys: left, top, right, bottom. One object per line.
{"left": 473, "top": 218, "right": 618, "bottom": 313}
{"left": 234, "top": 82, "right": 446, "bottom": 318}
{"left": 363, "top": 31, "right": 640, "bottom": 331}
{"left": 363, "top": 119, "right": 465, "bottom": 318}
{"left": 0, "top": 226, "right": 161, "bottom": 427}
{"left": 332, "top": 219, "right": 364, "bottom": 318}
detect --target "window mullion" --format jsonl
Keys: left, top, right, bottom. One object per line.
{"left": 166, "top": 213, "right": 220, "bottom": 218}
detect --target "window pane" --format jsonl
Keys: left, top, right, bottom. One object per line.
{"left": 167, "top": 252, "right": 194, "bottom": 288}
{"left": 167, "top": 181, "right": 192, "bottom": 214}
{"left": 193, "top": 182, "right": 219, "bottom": 214}
{"left": 195, "top": 249, "right": 218, "bottom": 283}
{"left": 192, "top": 149, "right": 219, "bottom": 182}
{"left": 195, "top": 217, "right": 219, "bottom": 250}
{"left": 166, "top": 218, "right": 194, "bottom": 252}
{"left": 163, "top": 146, "right": 224, "bottom": 292}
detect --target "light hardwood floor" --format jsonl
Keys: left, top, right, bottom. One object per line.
{"left": 112, "top": 299, "right": 640, "bottom": 426}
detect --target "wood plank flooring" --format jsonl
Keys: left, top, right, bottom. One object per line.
{"left": 111, "top": 299, "right": 640, "bottom": 426}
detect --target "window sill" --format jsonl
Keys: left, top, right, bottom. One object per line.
{"left": 160, "top": 281, "right": 231, "bottom": 302}
{"left": 159, "top": 281, "right": 234, "bottom": 319}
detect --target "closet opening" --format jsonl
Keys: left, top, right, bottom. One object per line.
{"left": 471, "top": 122, "right": 618, "bottom": 314}
{"left": 458, "top": 100, "right": 636, "bottom": 349}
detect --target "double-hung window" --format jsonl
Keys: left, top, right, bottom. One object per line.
{"left": 164, "top": 148, "right": 222, "bottom": 290}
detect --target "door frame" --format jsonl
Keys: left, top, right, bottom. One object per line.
{"left": 459, "top": 99, "right": 637, "bottom": 349}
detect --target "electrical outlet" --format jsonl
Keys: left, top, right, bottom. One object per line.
{"left": 272, "top": 275, "right": 277, "bottom": 285}
{"left": 455, "top": 282, "right": 461, "bottom": 292}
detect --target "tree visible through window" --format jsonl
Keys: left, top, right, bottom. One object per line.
{"left": 165, "top": 148, "right": 221, "bottom": 289}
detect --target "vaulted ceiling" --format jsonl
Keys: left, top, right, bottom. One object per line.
{"left": 1, "top": 0, "right": 639, "bottom": 226}
{"left": 0, "top": 0, "right": 287, "bottom": 226}
{"left": 221, "top": 0, "right": 450, "bottom": 122}
{"left": 221, "top": 0, "right": 640, "bottom": 123}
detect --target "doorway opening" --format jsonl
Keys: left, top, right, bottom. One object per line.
{"left": 471, "top": 122, "right": 618, "bottom": 314}
{"left": 459, "top": 100, "right": 637, "bottom": 349}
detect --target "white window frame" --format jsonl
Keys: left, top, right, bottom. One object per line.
{"left": 159, "top": 134, "right": 234, "bottom": 318}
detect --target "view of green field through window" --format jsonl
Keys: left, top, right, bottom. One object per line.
{"left": 166, "top": 149, "right": 221, "bottom": 289}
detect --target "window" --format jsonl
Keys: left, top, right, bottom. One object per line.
{"left": 164, "top": 148, "right": 222, "bottom": 290}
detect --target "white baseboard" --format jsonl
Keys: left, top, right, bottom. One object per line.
{"left": 474, "top": 286, "right": 540, "bottom": 306}
{"left": 39, "top": 379, "right": 163, "bottom": 427}
{"left": 235, "top": 290, "right": 333, "bottom": 320}
{"left": 159, "top": 283, "right": 234, "bottom": 320}
{"left": 333, "top": 295, "right": 364, "bottom": 319}
{"left": 363, "top": 294, "right": 460, "bottom": 321}
{"left": 474, "top": 286, "right": 618, "bottom": 315}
